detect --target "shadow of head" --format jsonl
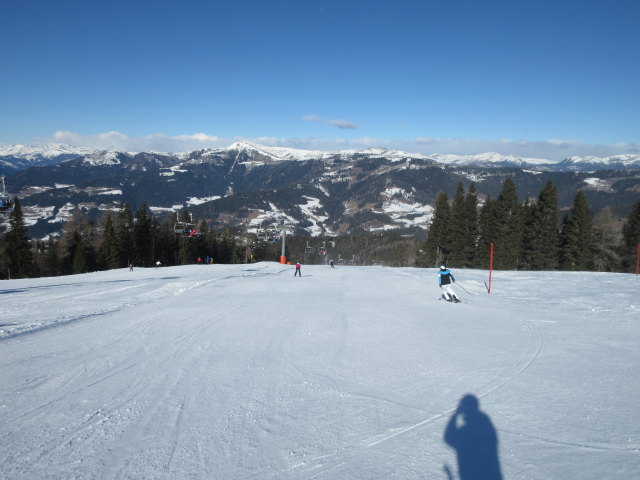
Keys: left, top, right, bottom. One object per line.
{"left": 458, "top": 394, "right": 479, "bottom": 414}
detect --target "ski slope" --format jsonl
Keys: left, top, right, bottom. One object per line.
{"left": 1, "top": 263, "right": 638, "bottom": 479}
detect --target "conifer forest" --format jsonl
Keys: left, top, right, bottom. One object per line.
{"left": 1, "top": 178, "right": 640, "bottom": 280}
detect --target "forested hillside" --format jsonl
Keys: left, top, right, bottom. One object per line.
{"left": 2, "top": 177, "right": 639, "bottom": 279}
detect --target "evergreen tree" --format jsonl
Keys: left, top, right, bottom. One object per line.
{"left": 478, "top": 196, "right": 501, "bottom": 269}
{"left": 419, "top": 191, "right": 450, "bottom": 267}
{"left": 446, "top": 183, "right": 468, "bottom": 267}
{"left": 559, "top": 190, "right": 594, "bottom": 271}
{"left": 99, "top": 212, "right": 121, "bottom": 270}
{"left": 217, "top": 229, "right": 240, "bottom": 264}
{"left": 71, "top": 231, "right": 90, "bottom": 274}
{"left": 621, "top": 200, "right": 640, "bottom": 272}
{"left": 479, "top": 178, "right": 523, "bottom": 270}
{"left": 44, "top": 237, "right": 60, "bottom": 276}
{"left": 521, "top": 180, "right": 559, "bottom": 270}
{"left": 496, "top": 178, "right": 523, "bottom": 269}
{"left": 118, "top": 203, "right": 135, "bottom": 268}
{"left": 133, "top": 203, "right": 154, "bottom": 267}
{"left": 462, "top": 184, "right": 480, "bottom": 267}
{"left": 2, "top": 197, "right": 34, "bottom": 278}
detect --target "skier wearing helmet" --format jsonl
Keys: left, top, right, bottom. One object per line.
{"left": 438, "top": 265, "right": 460, "bottom": 303}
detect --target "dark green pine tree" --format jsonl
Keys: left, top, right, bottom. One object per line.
{"left": 478, "top": 195, "right": 501, "bottom": 269}
{"left": 42, "top": 237, "right": 60, "bottom": 277}
{"left": 621, "top": 200, "right": 640, "bottom": 272}
{"left": 496, "top": 177, "right": 523, "bottom": 270}
{"left": 133, "top": 202, "right": 155, "bottom": 267}
{"left": 419, "top": 191, "right": 450, "bottom": 267}
{"left": 118, "top": 203, "right": 135, "bottom": 268}
{"left": 71, "top": 231, "right": 90, "bottom": 274}
{"left": 559, "top": 190, "right": 594, "bottom": 271}
{"left": 462, "top": 184, "right": 480, "bottom": 267}
{"left": 217, "top": 229, "right": 240, "bottom": 264}
{"left": 522, "top": 180, "right": 559, "bottom": 270}
{"left": 99, "top": 212, "right": 121, "bottom": 270}
{"left": 445, "top": 183, "right": 468, "bottom": 267}
{"left": 3, "top": 197, "right": 34, "bottom": 278}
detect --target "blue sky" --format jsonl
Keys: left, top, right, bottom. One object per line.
{"left": 1, "top": 0, "right": 639, "bottom": 159}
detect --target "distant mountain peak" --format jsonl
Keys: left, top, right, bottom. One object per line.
{"left": 2, "top": 142, "right": 640, "bottom": 173}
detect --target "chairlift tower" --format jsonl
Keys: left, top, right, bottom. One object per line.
{"left": 278, "top": 220, "right": 292, "bottom": 264}
{"left": 0, "top": 176, "right": 15, "bottom": 214}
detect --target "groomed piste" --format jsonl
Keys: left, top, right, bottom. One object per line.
{"left": 1, "top": 263, "right": 638, "bottom": 479}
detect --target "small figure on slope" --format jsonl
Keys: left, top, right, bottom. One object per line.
{"left": 294, "top": 262, "right": 302, "bottom": 277}
{"left": 438, "top": 265, "right": 460, "bottom": 303}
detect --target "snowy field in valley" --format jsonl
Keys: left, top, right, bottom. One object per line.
{"left": 0, "top": 262, "right": 638, "bottom": 479}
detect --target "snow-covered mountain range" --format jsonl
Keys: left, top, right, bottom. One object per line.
{"left": 2, "top": 141, "right": 639, "bottom": 240}
{"left": 2, "top": 142, "right": 640, "bottom": 173}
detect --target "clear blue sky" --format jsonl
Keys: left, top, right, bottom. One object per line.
{"left": 1, "top": 0, "right": 639, "bottom": 159}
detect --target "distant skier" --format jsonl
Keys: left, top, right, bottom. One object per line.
{"left": 329, "top": 260, "right": 335, "bottom": 268}
{"left": 295, "top": 262, "right": 302, "bottom": 277}
{"left": 438, "top": 265, "right": 460, "bottom": 303}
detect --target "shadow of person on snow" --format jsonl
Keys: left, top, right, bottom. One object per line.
{"left": 443, "top": 394, "right": 503, "bottom": 480}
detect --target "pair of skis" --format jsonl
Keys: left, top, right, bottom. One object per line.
{"left": 440, "top": 295, "right": 461, "bottom": 303}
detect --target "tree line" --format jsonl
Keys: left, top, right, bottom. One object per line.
{"left": 0, "top": 201, "right": 254, "bottom": 279}
{"left": 1, "top": 178, "right": 640, "bottom": 279}
{"left": 416, "top": 178, "right": 640, "bottom": 273}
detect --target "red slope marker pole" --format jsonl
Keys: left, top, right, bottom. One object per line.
{"left": 488, "top": 243, "right": 494, "bottom": 293}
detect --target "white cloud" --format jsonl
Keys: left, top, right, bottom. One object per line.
{"left": 45, "top": 131, "right": 226, "bottom": 153}
{"left": 37, "top": 131, "right": 640, "bottom": 161}
{"left": 302, "top": 115, "right": 358, "bottom": 130}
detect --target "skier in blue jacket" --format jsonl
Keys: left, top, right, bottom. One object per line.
{"left": 438, "top": 265, "right": 460, "bottom": 303}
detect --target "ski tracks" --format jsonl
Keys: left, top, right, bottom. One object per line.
{"left": 279, "top": 316, "right": 545, "bottom": 479}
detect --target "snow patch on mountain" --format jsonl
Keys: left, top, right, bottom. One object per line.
{"left": 583, "top": 177, "right": 614, "bottom": 192}
{"left": 22, "top": 205, "right": 56, "bottom": 226}
{"left": 378, "top": 187, "right": 434, "bottom": 230}
{"left": 0, "top": 143, "right": 100, "bottom": 159}
{"left": 431, "top": 152, "right": 555, "bottom": 167}
{"left": 297, "top": 196, "right": 330, "bottom": 236}
{"left": 81, "top": 151, "right": 122, "bottom": 166}
{"left": 558, "top": 154, "right": 640, "bottom": 170}
{"left": 187, "top": 195, "right": 222, "bottom": 206}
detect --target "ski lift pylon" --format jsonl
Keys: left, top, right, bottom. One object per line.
{"left": 0, "top": 177, "right": 15, "bottom": 214}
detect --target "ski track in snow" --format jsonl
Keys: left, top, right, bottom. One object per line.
{"left": 1, "top": 264, "right": 639, "bottom": 480}
{"left": 282, "top": 316, "right": 546, "bottom": 478}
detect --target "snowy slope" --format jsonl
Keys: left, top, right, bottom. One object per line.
{"left": 0, "top": 144, "right": 100, "bottom": 159}
{"left": 431, "top": 152, "right": 556, "bottom": 168}
{"left": 3, "top": 142, "right": 640, "bottom": 171}
{"left": 0, "top": 264, "right": 639, "bottom": 479}
{"left": 556, "top": 154, "right": 640, "bottom": 171}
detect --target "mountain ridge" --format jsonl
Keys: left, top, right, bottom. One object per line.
{"left": 3, "top": 142, "right": 640, "bottom": 173}
{"left": 3, "top": 142, "right": 639, "bottom": 241}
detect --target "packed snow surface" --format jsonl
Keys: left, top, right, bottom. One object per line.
{"left": 0, "top": 263, "right": 638, "bottom": 479}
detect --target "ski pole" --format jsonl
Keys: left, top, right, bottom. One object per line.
{"left": 455, "top": 281, "right": 476, "bottom": 296}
